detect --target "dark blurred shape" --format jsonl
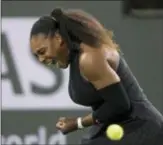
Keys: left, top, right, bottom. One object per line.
{"left": 123, "top": 0, "right": 163, "bottom": 18}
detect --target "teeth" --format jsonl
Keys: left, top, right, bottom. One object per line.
{"left": 55, "top": 62, "right": 59, "bottom": 68}
{"left": 47, "top": 62, "right": 52, "bottom": 65}
{"left": 44, "top": 61, "right": 60, "bottom": 68}
{"left": 46, "top": 63, "right": 57, "bottom": 68}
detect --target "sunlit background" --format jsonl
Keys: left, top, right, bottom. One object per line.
{"left": 2, "top": 1, "right": 163, "bottom": 144}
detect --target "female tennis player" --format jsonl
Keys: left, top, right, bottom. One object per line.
{"left": 30, "top": 8, "right": 163, "bottom": 145}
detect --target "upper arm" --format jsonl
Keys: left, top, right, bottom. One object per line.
{"left": 79, "top": 51, "right": 120, "bottom": 89}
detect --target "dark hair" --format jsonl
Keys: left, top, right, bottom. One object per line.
{"left": 30, "top": 16, "right": 57, "bottom": 38}
{"left": 30, "top": 8, "right": 118, "bottom": 49}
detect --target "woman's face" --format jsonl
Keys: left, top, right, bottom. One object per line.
{"left": 30, "top": 33, "right": 69, "bottom": 68}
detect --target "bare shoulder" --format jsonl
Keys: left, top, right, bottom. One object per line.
{"left": 79, "top": 49, "right": 120, "bottom": 86}
{"left": 79, "top": 50, "right": 104, "bottom": 80}
{"left": 107, "top": 49, "right": 120, "bottom": 70}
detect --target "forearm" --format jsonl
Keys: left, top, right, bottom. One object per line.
{"left": 92, "top": 83, "right": 131, "bottom": 124}
{"left": 79, "top": 83, "right": 131, "bottom": 127}
{"left": 92, "top": 101, "right": 130, "bottom": 124}
{"left": 81, "top": 113, "right": 94, "bottom": 127}
{"left": 79, "top": 103, "right": 130, "bottom": 129}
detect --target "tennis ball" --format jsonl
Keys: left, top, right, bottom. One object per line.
{"left": 106, "top": 124, "right": 124, "bottom": 141}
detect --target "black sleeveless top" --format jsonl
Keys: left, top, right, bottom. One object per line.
{"left": 68, "top": 51, "right": 163, "bottom": 136}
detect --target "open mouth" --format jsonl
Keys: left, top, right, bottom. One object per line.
{"left": 43, "top": 58, "right": 58, "bottom": 67}
{"left": 43, "top": 58, "right": 68, "bottom": 68}
{"left": 44, "top": 58, "right": 54, "bottom": 64}
{"left": 46, "top": 61, "right": 53, "bottom": 65}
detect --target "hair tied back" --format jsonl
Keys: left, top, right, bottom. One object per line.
{"left": 50, "top": 8, "right": 63, "bottom": 20}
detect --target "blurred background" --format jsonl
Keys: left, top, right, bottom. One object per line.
{"left": 1, "top": 0, "right": 163, "bottom": 145}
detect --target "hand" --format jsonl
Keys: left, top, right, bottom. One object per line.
{"left": 56, "top": 117, "right": 78, "bottom": 134}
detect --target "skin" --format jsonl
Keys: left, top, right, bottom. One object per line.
{"left": 31, "top": 33, "right": 69, "bottom": 68}
{"left": 30, "top": 32, "right": 120, "bottom": 134}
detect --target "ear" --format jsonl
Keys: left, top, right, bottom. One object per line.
{"left": 55, "top": 32, "right": 65, "bottom": 47}
{"left": 55, "top": 32, "right": 62, "bottom": 43}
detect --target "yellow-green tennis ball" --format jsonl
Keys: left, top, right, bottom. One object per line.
{"left": 106, "top": 124, "right": 124, "bottom": 141}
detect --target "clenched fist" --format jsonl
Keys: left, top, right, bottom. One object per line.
{"left": 56, "top": 117, "right": 78, "bottom": 134}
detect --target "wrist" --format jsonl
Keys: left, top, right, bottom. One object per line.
{"left": 76, "top": 117, "right": 84, "bottom": 129}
